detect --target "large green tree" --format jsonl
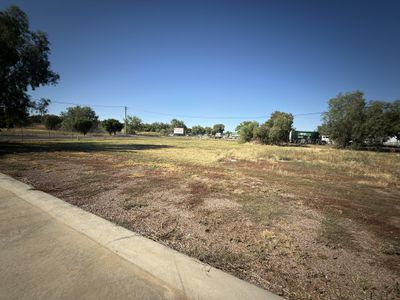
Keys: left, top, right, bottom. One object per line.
{"left": 170, "top": 119, "right": 187, "bottom": 131}
{"left": 321, "top": 91, "right": 366, "bottom": 148}
{"left": 266, "top": 111, "right": 294, "bottom": 144}
{"left": 387, "top": 100, "right": 400, "bottom": 140}
{"left": 0, "top": 6, "right": 59, "bottom": 127}
{"left": 236, "top": 121, "right": 259, "bottom": 142}
{"left": 60, "top": 106, "right": 98, "bottom": 132}
{"left": 73, "top": 120, "right": 93, "bottom": 136}
{"left": 364, "top": 101, "right": 391, "bottom": 145}
{"left": 212, "top": 124, "right": 225, "bottom": 135}
{"left": 102, "top": 118, "right": 124, "bottom": 135}
{"left": 125, "top": 115, "right": 143, "bottom": 134}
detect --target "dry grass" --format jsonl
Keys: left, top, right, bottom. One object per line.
{"left": 0, "top": 135, "right": 399, "bottom": 300}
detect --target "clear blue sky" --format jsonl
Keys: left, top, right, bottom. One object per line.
{"left": 2, "top": 0, "right": 400, "bottom": 131}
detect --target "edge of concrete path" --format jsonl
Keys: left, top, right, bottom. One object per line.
{"left": 0, "top": 173, "right": 284, "bottom": 300}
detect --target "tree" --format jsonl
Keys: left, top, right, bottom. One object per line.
{"left": 387, "top": 100, "right": 400, "bottom": 140}
{"left": 192, "top": 125, "right": 206, "bottom": 135}
{"left": 321, "top": 91, "right": 366, "bottom": 148}
{"left": 102, "top": 118, "right": 124, "bottom": 135}
{"left": 34, "top": 98, "right": 51, "bottom": 116}
{"left": 236, "top": 121, "right": 259, "bottom": 142}
{"left": 43, "top": 114, "right": 62, "bottom": 130}
{"left": 204, "top": 127, "right": 212, "bottom": 135}
{"left": 212, "top": 124, "right": 225, "bottom": 135}
{"left": 60, "top": 106, "right": 98, "bottom": 132}
{"left": 255, "top": 123, "right": 270, "bottom": 144}
{"left": 0, "top": 6, "right": 59, "bottom": 128}
{"left": 266, "top": 111, "right": 293, "bottom": 144}
{"left": 125, "top": 115, "right": 142, "bottom": 134}
{"left": 364, "top": 101, "right": 390, "bottom": 145}
{"left": 170, "top": 119, "right": 187, "bottom": 131}
{"left": 73, "top": 119, "right": 93, "bottom": 135}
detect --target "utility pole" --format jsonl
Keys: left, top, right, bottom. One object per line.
{"left": 124, "top": 106, "right": 128, "bottom": 135}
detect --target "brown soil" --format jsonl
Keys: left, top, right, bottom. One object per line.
{"left": 0, "top": 142, "right": 399, "bottom": 300}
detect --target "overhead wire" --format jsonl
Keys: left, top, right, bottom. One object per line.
{"left": 40, "top": 99, "right": 324, "bottom": 120}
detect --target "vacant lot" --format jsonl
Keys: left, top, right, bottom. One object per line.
{"left": 0, "top": 136, "right": 399, "bottom": 299}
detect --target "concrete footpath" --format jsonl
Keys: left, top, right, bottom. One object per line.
{"left": 0, "top": 173, "right": 283, "bottom": 300}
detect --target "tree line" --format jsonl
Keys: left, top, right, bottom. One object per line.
{"left": 319, "top": 91, "right": 400, "bottom": 148}
{"left": 30, "top": 105, "right": 229, "bottom": 137}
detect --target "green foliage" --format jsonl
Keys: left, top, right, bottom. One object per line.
{"left": 170, "top": 119, "right": 187, "bottom": 131}
{"left": 236, "top": 121, "right": 259, "bottom": 142}
{"left": 212, "top": 124, "right": 225, "bottom": 135}
{"left": 33, "top": 98, "right": 51, "bottom": 116}
{"left": 43, "top": 114, "right": 62, "bottom": 130}
{"left": 321, "top": 93, "right": 400, "bottom": 147}
{"left": 317, "top": 124, "right": 329, "bottom": 135}
{"left": 27, "top": 114, "right": 43, "bottom": 124}
{"left": 266, "top": 111, "right": 294, "bottom": 144}
{"left": 125, "top": 115, "right": 143, "bottom": 134}
{"left": 102, "top": 118, "right": 124, "bottom": 135}
{"left": 204, "top": 127, "right": 212, "bottom": 135}
{"left": 255, "top": 123, "right": 270, "bottom": 144}
{"left": 73, "top": 119, "right": 93, "bottom": 135}
{"left": 0, "top": 6, "right": 59, "bottom": 127}
{"left": 387, "top": 100, "right": 400, "bottom": 140}
{"left": 60, "top": 106, "right": 98, "bottom": 132}
{"left": 141, "top": 122, "right": 169, "bottom": 133}
{"left": 364, "top": 101, "right": 391, "bottom": 145}
{"left": 192, "top": 125, "right": 206, "bottom": 135}
{"left": 125, "top": 116, "right": 171, "bottom": 134}
{"left": 321, "top": 91, "right": 366, "bottom": 148}
{"left": 235, "top": 112, "right": 292, "bottom": 145}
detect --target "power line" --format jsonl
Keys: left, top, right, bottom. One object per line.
{"left": 41, "top": 99, "right": 324, "bottom": 120}
{"left": 128, "top": 108, "right": 267, "bottom": 119}
{"left": 126, "top": 108, "right": 324, "bottom": 119}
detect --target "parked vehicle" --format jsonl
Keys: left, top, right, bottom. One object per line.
{"left": 289, "top": 130, "right": 320, "bottom": 144}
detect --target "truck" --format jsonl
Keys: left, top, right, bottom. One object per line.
{"left": 289, "top": 130, "right": 322, "bottom": 144}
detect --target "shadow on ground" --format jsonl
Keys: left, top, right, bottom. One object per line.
{"left": 0, "top": 141, "right": 173, "bottom": 156}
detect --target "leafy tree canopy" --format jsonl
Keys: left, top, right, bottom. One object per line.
{"left": 73, "top": 119, "right": 93, "bottom": 135}
{"left": 102, "top": 118, "right": 124, "bottom": 135}
{"left": 0, "top": 5, "right": 59, "bottom": 127}
{"left": 387, "top": 100, "right": 400, "bottom": 140}
{"left": 43, "top": 114, "right": 62, "bottom": 130}
{"left": 321, "top": 91, "right": 366, "bottom": 148}
{"left": 192, "top": 125, "right": 206, "bottom": 135}
{"left": 236, "top": 121, "right": 259, "bottom": 142}
{"left": 212, "top": 124, "right": 225, "bottom": 135}
{"left": 170, "top": 119, "right": 187, "bottom": 130}
{"left": 60, "top": 106, "right": 98, "bottom": 132}
{"left": 266, "top": 111, "right": 294, "bottom": 144}
{"left": 204, "top": 127, "right": 212, "bottom": 135}
{"left": 125, "top": 115, "right": 142, "bottom": 134}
